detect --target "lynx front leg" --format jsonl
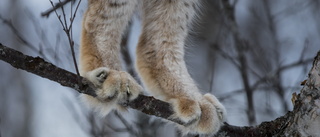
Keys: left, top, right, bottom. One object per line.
{"left": 136, "top": 0, "right": 226, "bottom": 135}
{"left": 80, "top": 0, "right": 138, "bottom": 72}
{"left": 80, "top": 0, "right": 141, "bottom": 116}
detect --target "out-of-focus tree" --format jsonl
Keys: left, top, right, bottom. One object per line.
{"left": 0, "top": 1, "right": 33, "bottom": 137}
{"left": 0, "top": 0, "right": 320, "bottom": 137}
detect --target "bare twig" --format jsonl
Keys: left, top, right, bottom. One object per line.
{"left": 41, "top": 0, "right": 75, "bottom": 17}
{"left": 49, "top": 0, "right": 81, "bottom": 79}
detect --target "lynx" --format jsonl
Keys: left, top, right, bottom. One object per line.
{"left": 80, "top": 0, "right": 226, "bottom": 135}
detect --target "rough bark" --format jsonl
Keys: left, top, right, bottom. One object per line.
{"left": 0, "top": 43, "right": 320, "bottom": 136}
{"left": 281, "top": 52, "right": 320, "bottom": 136}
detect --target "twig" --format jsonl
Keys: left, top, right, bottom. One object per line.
{"left": 49, "top": 0, "right": 81, "bottom": 80}
{"left": 41, "top": 0, "right": 75, "bottom": 17}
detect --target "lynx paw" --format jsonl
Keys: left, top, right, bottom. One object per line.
{"left": 204, "top": 93, "right": 227, "bottom": 122}
{"left": 170, "top": 97, "right": 202, "bottom": 126}
{"left": 171, "top": 94, "right": 226, "bottom": 135}
{"left": 194, "top": 94, "right": 226, "bottom": 135}
{"left": 82, "top": 67, "right": 142, "bottom": 116}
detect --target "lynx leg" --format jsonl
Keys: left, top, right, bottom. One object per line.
{"left": 80, "top": 0, "right": 141, "bottom": 116}
{"left": 137, "top": 0, "right": 202, "bottom": 124}
{"left": 136, "top": 0, "right": 226, "bottom": 135}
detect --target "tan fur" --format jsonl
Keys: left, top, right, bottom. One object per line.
{"left": 80, "top": 0, "right": 226, "bottom": 135}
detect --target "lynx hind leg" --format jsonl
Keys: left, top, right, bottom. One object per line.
{"left": 81, "top": 67, "right": 143, "bottom": 117}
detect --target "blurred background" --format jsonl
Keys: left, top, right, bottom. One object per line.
{"left": 0, "top": 0, "right": 319, "bottom": 137}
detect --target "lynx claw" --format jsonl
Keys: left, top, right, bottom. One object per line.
{"left": 96, "top": 71, "right": 108, "bottom": 83}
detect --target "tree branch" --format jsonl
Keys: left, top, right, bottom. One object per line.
{"left": 1, "top": 43, "right": 319, "bottom": 136}
{"left": 0, "top": 43, "right": 175, "bottom": 122}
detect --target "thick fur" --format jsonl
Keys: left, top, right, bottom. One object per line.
{"left": 80, "top": 0, "right": 226, "bottom": 135}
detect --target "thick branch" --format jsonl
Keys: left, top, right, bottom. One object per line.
{"left": 1, "top": 43, "right": 320, "bottom": 136}
{"left": 0, "top": 43, "right": 95, "bottom": 97}
{"left": 0, "top": 43, "right": 175, "bottom": 122}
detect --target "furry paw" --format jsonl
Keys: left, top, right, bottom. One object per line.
{"left": 193, "top": 94, "right": 226, "bottom": 135}
{"left": 82, "top": 67, "right": 142, "bottom": 116}
{"left": 203, "top": 93, "right": 227, "bottom": 122}
{"left": 172, "top": 94, "right": 226, "bottom": 135}
{"left": 170, "top": 97, "right": 202, "bottom": 126}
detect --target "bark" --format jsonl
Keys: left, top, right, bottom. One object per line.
{"left": 0, "top": 43, "right": 320, "bottom": 136}
{"left": 281, "top": 52, "right": 320, "bottom": 136}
